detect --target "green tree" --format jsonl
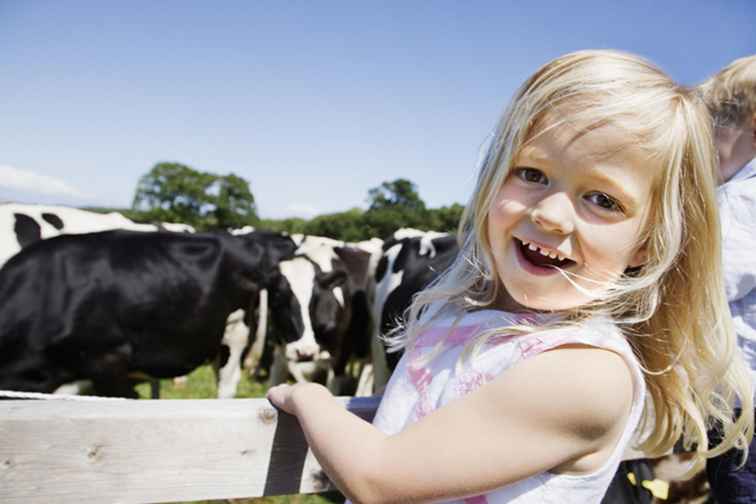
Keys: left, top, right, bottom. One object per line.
{"left": 132, "top": 162, "right": 258, "bottom": 230}
{"left": 208, "top": 174, "right": 258, "bottom": 229}
{"left": 427, "top": 203, "right": 465, "bottom": 233}
{"left": 367, "top": 178, "right": 426, "bottom": 212}
{"left": 258, "top": 217, "right": 308, "bottom": 236}
{"left": 304, "top": 208, "right": 368, "bottom": 241}
{"left": 364, "top": 178, "right": 430, "bottom": 238}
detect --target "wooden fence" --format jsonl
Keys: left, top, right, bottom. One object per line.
{"left": 0, "top": 396, "right": 378, "bottom": 504}
{"left": 1, "top": 395, "right": 657, "bottom": 504}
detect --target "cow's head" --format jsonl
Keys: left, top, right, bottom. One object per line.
{"left": 310, "top": 267, "right": 348, "bottom": 350}
{"left": 227, "top": 231, "right": 297, "bottom": 292}
{"left": 311, "top": 246, "right": 372, "bottom": 359}
{"left": 273, "top": 256, "right": 325, "bottom": 362}
{"left": 267, "top": 271, "right": 305, "bottom": 346}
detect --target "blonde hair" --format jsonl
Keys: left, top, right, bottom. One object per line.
{"left": 388, "top": 50, "right": 753, "bottom": 466}
{"left": 699, "top": 54, "right": 756, "bottom": 127}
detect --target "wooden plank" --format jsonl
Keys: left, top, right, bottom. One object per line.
{"left": 0, "top": 396, "right": 379, "bottom": 504}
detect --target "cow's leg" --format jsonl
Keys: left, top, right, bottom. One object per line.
{"left": 150, "top": 379, "right": 160, "bottom": 399}
{"left": 355, "top": 363, "right": 374, "bottom": 397}
{"left": 370, "top": 332, "right": 391, "bottom": 393}
{"left": 89, "top": 343, "right": 137, "bottom": 398}
{"left": 268, "top": 345, "right": 290, "bottom": 386}
{"left": 215, "top": 309, "right": 249, "bottom": 399}
{"left": 254, "top": 330, "right": 275, "bottom": 380}
{"left": 327, "top": 370, "right": 356, "bottom": 396}
{"left": 93, "top": 372, "right": 138, "bottom": 398}
{"left": 326, "top": 368, "right": 337, "bottom": 393}
{"left": 244, "top": 289, "right": 268, "bottom": 372}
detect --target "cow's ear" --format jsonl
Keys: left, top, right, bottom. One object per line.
{"left": 334, "top": 246, "right": 370, "bottom": 288}
{"left": 267, "top": 235, "right": 298, "bottom": 265}
{"left": 317, "top": 270, "right": 347, "bottom": 290}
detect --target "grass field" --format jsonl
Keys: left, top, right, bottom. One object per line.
{"left": 134, "top": 365, "right": 343, "bottom": 504}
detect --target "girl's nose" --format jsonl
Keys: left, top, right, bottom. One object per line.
{"left": 530, "top": 192, "right": 575, "bottom": 235}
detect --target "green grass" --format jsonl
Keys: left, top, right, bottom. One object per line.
{"left": 134, "top": 365, "right": 342, "bottom": 504}
{"left": 134, "top": 364, "right": 267, "bottom": 399}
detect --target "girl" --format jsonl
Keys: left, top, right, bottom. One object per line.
{"left": 268, "top": 50, "right": 754, "bottom": 503}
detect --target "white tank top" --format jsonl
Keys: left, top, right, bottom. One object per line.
{"left": 361, "top": 308, "right": 646, "bottom": 504}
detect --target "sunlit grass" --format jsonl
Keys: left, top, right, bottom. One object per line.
{"left": 134, "top": 364, "right": 267, "bottom": 399}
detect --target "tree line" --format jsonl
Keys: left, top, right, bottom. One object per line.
{"left": 88, "top": 162, "right": 464, "bottom": 241}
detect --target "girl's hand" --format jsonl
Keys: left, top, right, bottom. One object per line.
{"left": 267, "top": 382, "right": 330, "bottom": 415}
{"left": 266, "top": 383, "right": 297, "bottom": 414}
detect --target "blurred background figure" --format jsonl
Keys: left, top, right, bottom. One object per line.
{"left": 700, "top": 54, "right": 756, "bottom": 504}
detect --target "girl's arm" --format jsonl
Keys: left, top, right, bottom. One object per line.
{"left": 268, "top": 345, "right": 634, "bottom": 504}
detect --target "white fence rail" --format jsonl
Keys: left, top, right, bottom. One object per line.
{"left": 0, "top": 396, "right": 378, "bottom": 504}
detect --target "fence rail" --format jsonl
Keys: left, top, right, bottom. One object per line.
{"left": 1, "top": 395, "right": 654, "bottom": 504}
{"left": 0, "top": 396, "right": 378, "bottom": 504}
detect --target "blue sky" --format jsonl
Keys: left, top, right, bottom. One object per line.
{"left": 1, "top": 1, "right": 754, "bottom": 219}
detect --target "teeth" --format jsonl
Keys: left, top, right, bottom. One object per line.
{"left": 519, "top": 237, "right": 569, "bottom": 262}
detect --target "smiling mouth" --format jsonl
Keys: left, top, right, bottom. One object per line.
{"left": 515, "top": 238, "right": 576, "bottom": 270}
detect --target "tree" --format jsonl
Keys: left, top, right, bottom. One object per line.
{"left": 208, "top": 174, "right": 258, "bottom": 229}
{"left": 427, "top": 203, "right": 465, "bottom": 233}
{"left": 304, "top": 208, "right": 368, "bottom": 241}
{"left": 367, "top": 178, "right": 426, "bottom": 212}
{"left": 364, "top": 178, "right": 430, "bottom": 238}
{"left": 132, "top": 162, "right": 257, "bottom": 230}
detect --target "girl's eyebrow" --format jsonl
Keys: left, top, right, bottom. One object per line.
{"left": 515, "top": 146, "right": 552, "bottom": 165}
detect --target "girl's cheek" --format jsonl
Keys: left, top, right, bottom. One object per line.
{"left": 492, "top": 198, "right": 527, "bottom": 219}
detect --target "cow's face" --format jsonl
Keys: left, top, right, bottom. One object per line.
{"left": 267, "top": 272, "right": 305, "bottom": 345}
{"left": 276, "top": 257, "right": 322, "bottom": 361}
{"left": 310, "top": 269, "right": 348, "bottom": 353}
{"left": 276, "top": 249, "right": 353, "bottom": 363}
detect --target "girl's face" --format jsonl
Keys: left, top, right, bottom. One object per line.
{"left": 486, "top": 120, "right": 656, "bottom": 311}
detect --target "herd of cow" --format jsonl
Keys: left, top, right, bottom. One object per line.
{"left": 0, "top": 203, "right": 459, "bottom": 399}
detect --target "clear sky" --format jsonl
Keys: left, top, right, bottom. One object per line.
{"left": 1, "top": 1, "right": 754, "bottom": 219}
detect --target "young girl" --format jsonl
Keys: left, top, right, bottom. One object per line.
{"left": 267, "top": 50, "right": 754, "bottom": 503}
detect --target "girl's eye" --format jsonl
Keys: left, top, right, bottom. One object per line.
{"left": 514, "top": 167, "right": 548, "bottom": 185}
{"left": 585, "top": 192, "right": 624, "bottom": 213}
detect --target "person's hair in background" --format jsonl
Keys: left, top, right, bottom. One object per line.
{"left": 699, "top": 55, "right": 756, "bottom": 182}
{"left": 389, "top": 50, "right": 753, "bottom": 467}
{"left": 699, "top": 54, "right": 756, "bottom": 504}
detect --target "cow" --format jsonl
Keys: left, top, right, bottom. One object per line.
{"left": 363, "top": 229, "right": 460, "bottom": 393}
{"left": 265, "top": 235, "right": 378, "bottom": 394}
{"left": 0, "top": 204, "right": 258, "bottom": 396}
{"left": 0, "top": 203, "right": 195, "bottom": 267}
{"left": 0, "top": 229, "right": 296, "bottom": 398}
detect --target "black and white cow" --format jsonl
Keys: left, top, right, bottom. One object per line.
{"left": 0, "top": 204, "right": 267, "bottom": 397}
{"left": 0, "top": 229, "right": 296, "bottom": 398}
{"left": 366, "top": 229, "right": 460, "bottom": 392}
{"left": 266, "top": 235, "right": 379, "bottom": 394}
{"left": 0, "top": 203, "right": 195, "bottom": 267}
